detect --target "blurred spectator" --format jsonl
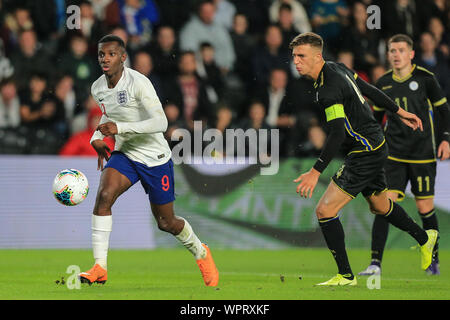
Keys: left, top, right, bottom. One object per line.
{"left": 27, "top": 0, "right": 59, "bottom": 43}
{"left": 0, "top": 40, "right": 14, "bottom": 82}
{"left": 232, "top": 0, "right": 271, "bottom": 36}
{"left": 196, "top": 42, "right": 225, "bottom": 104}
{"left": 210, "top": 103, "right": 234, "bottom": 159}
{"left": 53, "top": 0, "right": 68, "bottom": 41}
{"left": 336, "top": 50, "right": 353, "bottom": 68}
{"left": 117, "top": 0, "right": 160, "bottom": 48}
{"left": 215, "top": 103, "right": 234, "bottom": 133}
{"left": 336, "top": 50, "right": 370, "bottom": 82}
{"left": 276, "top": 3, "right": 302, "bottom": 51}
{"left": 415, "top": 31, "right": 450, "bottom": 97}
{"left": 163, "top": 51, "right": 215, "bottom": 130}
{"left": 255, "top": 68, "right": 293, "bottom": 127}
{"left": 179, "top": 0, "right": 236, "bottom": 73}
{"left": 59, "top": 106, "right": 114, "bottom": 156}
{"left": 110, "top": 25, "right": 133, "bottom": 67}
{"left": 154, "top": 0, "right": 192, "bottom": 32}
{"left": 103, "top": 0, "right": 122, "bottom": 28}
{"left": 428, "top": 16, "right": 450, "bottom": 58}
{"left": 48, "top": 89, "right": 70, "bottom": 138}
{"left": 284, "top": 75, "right": 325, "bottom": 156}
{"left": 229, "top": 13, "right": 256, "bottom": 86}
{"left": 164, "top": 102, "right": 186, "bottom": 148}
{"left": 383, "top": 0, "right": 422, "bottom": 41}
{"left": 53, "top": 74, "right": 76, "bottom": 128}
{"left": 341, "top": 1, "right": 380, "bottom": 73}
{"left": 71, "top": 94, "right": 99, "bottom": 134}
{"left": 91, "top": 0, "right": 114, "bottom": 22}
{"left": 370, "top": 63, "right": 387, "bottom": 84}
{"left": 269, "top": 0, "right": 312, "bottom": 34}
{"left": 0, "top": 77, "right": 20, "bottom": 128}
{"left": 148, "top": 25, "right": 179, "bottom": 81}
{"left": 58, "top": 34, "right": 99, "bottom": 109}
{"left": 212, "top": 0, "right": 236, "bottom": 30}
{"left": 78, "top": 0, "right": 107, "bottom": 50}
{"left": 297, "top": 122, "right": 327, "bottom": 157}
{"left": 251, "top": 24, "right": 291, "bottom": 88}
{"left": 9, "top": 29, "right": 52, "bottom": 91}
{"left": 309, "top": 123, "right": 326, "bottom": 151}
{"left": 255, "top": 68, "right": 295, "bottom": 156}
{"left": 132, "top": 50, "right": 164, "bottom": 101}
{"left": 239, "top": 100, "right": 271, "bottom": 130}
{"left": 1, "top": 6, "right": 34, "bottom": 55}
{"left": 238, "top": 100, "right": 273, "bottom": 158}
{"left": 428, "top": 0, "right": 449, "bottom": 27}
{"left": 19, "top": 73, "right": 65, "bottom": 135}
{"left": 310, "top": 0, "right": 350, "bottom": 54}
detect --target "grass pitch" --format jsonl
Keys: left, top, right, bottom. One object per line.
{"left": 0, "top": 248, "right": 449, "bottom": 300}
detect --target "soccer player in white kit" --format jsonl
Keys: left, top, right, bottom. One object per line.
{"left": 78, "top": 35, "right": 219, "bottom": 286}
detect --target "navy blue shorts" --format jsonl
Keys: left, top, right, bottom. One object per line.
{"left": 105, "top": 151, "right": 175, "bottom": 205}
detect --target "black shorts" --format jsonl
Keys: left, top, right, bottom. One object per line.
{"left": 331, "top": 144, "right": 388, "bottom": 198}
{"left": 385, "top": 158, "right": 436, "bottom": 201}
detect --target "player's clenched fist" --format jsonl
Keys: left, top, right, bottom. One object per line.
{"left": 97, "top": 122, "right": 118, "bottom": 136}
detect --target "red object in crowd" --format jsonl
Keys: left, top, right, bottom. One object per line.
{"left": 356, "top": 71, "right": 370, "bottom": 83}
{"left": 59, "top": 107, "right": 115, "bottom": 156}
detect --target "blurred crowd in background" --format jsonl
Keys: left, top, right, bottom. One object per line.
{"left": 0, "top": 0, "right": 449, "bottom": 158}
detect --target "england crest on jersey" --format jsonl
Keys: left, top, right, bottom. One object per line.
{"left": 117, "top": 90, "right": 128, "bottom": 105}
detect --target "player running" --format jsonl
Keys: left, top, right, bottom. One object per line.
{"left": 358, "top": 34, "right": 450, "bottom": 277}
{"left": 290, "top": 32, "right": 438, "bottom": 286}
{"left": 78, "top": 35, "right": 219, "bottom": 286}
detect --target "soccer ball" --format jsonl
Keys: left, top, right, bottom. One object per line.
{"left": 52, "top": 169, "right": 89, "bottom": 206}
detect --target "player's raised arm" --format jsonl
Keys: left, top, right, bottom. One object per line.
{"left": 370, "top": 82, "right": 386, "bottom": 125}
{"left": 355, "top": 75, "right": 399, "bottom": 113}
{"left": 355, "top": 76, "right": 422, "bottom": 131}
{"left": 372, "top": 105, "right": 386, "bottom": 124}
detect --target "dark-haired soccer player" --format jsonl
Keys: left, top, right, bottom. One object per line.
{"left": 359, "top": 34, "right": 449, "bottom": 277}
{"left": 78, "top": 35, "right": 219, "bottom": 286}
{"left": 290, "top": 32, "right": 438, "bottom": 286}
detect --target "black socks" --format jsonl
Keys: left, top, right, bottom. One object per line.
{"left": 319, "top": 215, "right": 354, "bottom": 280}
{"left": 371, "top": 204, "right": 439, "bottom": 265}
{"left": 319, "top": 201, "right": 434, "bottom": 277}
{"left": 370, "top": 214, "right": 389, "bottom": 265}
{"left": 383, "top": 200, "right": 428, "bottom": 246}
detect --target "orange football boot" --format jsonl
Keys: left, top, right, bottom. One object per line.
{"left": 79, "top": 264, "right": 107, "bottom": 285}
{"left": 196, "top": 243, "right": 219, "bottom": 286}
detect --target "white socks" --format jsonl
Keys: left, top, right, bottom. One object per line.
{"left": 91, "top": 215, "right": 204, "bottom": 268}
{"left": 175, "top": 217, "right": 206, "bottom": 260}
{"left": 92, "top": 215, "right": 112, "bottom": 270}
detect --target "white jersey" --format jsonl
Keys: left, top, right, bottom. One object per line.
{"left": 90, "top": 67, "right": 171, "bottom": 167}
